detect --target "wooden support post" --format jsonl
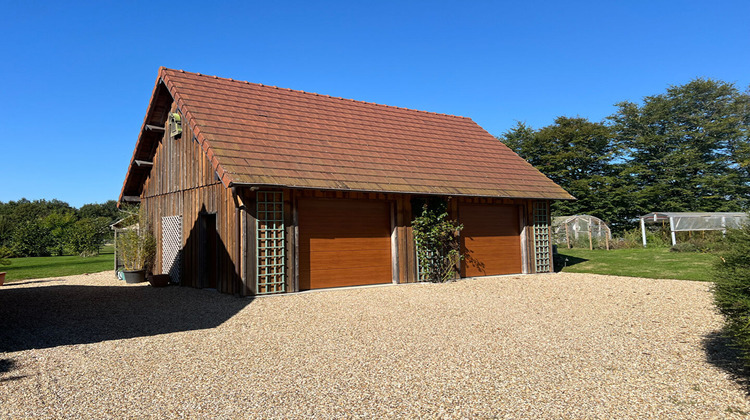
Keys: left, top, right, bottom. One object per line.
{"left": 292, "top": 192, "right": 299, "bottom": 293}
{"left": 113, "top": 229, "right": 118, "bottom": 277}
{"left": 390, "top": 201, "right": 399, "bottom": 284}
{"left": 640, "top": 217, "right": 647, "bottom": 248}
{"left": 565, "top": 223, "right": 571, "bottom": 249}
{"left": 405, "top": 196, "right": 416, "bottom": 283}
{"left": 588, "top": 225, "right": 593, "bottom": 250}
{"left": 246, "top": 194, "right": 258, "bottom": 296}
{"left": 669, "top": 216, "right": 677, "bottom": 246}
{"left": 519, "top": 203, "right": 529, "bottom": 274}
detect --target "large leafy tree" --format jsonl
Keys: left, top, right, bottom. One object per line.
{"left": 611, "top": 78, "right": 750, "bottom": 212}
{"left": 77, "top": 200, "right": 120, "bottom": 224}
{"left": 500, "top": 117, "right": 634, "bottom": 228}
{"left": 501, "top": 79, "right": 750, "bottom": 233}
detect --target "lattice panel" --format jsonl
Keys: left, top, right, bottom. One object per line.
{"left": 533, "top": 201, "right": 551, "bottom": 273}
{"left": 257, "top": 191, "right": 285, "bottom": 294}
{"left": 161, "top": 215, "right": 182, "bottom": 284}
{"left": 415, "top": 245, "right": 433, "bottom": 283}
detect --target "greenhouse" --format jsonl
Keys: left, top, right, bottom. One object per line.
{"left": 552, "top": 215, "right": 612, "bottom": 250}
{"left": 639, "top": 212, "right": 748, "bottom": 247}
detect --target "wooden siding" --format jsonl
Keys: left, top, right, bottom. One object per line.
{"left": 141, "top": 103, "right": 243, "bottom": 295}
{"left": 141, "top": 107, "right": 219, "bottom": 196}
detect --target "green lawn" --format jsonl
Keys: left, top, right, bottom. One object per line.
{"left": 557, "top": 247, "right": 718, "bottom": 282}
{"left": 1, "top": 246, "right": 114, "bottom": 282}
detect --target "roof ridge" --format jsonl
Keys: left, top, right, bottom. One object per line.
{"left": 162, "top": 67, "right": 470, "bottom": 120}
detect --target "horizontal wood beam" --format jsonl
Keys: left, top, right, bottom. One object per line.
{"left": 145, "top": 124, "right": 165, "bottom": 132}
{"left": 134, "top": 160, "right": 153, "bottom": 167}
{"left": 121, "top": 196, "right": 141, "bottom": 203}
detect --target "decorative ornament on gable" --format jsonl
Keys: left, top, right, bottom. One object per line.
{"left": 169, "top": 112, "right": 182, "bottom": 139}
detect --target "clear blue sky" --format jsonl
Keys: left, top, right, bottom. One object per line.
{"left": 1, "top": 0, "right": 748, "bottom": 208}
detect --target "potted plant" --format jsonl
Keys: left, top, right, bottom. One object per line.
{"left": 116, "top": 229, "right": 156, "bottom": 284}
{"left": 0, "top": 246, "right": 10, "bottom": 286}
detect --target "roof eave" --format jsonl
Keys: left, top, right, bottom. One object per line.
{"left": 227, "top": 181, "right": 576, "bottom": 201}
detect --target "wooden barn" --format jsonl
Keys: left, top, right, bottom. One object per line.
{"left": 119, "top": 67, "right": 574, "bottom": 296}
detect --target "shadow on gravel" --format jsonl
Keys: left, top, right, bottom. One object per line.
{"left": 703, "top": 330, "right": 750, "bottom": 393}
{"left": 0, "top": 283, "right": 253, "bottom": 353}
{"left": 6, "top": 279, "right": 66, "bottom": 287}
{"left": 0, "top": 358, "right": 16, "bottom": 373}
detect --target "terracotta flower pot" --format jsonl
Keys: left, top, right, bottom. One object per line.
{"left": 149, "top": 274, "right": 171, "bottom": 287}
{"left": 122, "top": 269, "right": 146, "bottom": 284}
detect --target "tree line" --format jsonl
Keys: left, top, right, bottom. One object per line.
{"left": 0, "top": 199, "right": 121, "bottom": 257}
{"left": 500, "top": 78, "right": 750, "bottom": 233}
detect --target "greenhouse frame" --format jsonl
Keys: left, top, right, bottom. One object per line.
{"left": 639, "top": 212, "right": 748, "bottom": 247}
{"left": 552, "top": 215, "right": 612, "bottom": 250}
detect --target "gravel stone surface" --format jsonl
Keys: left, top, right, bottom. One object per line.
{"left": 1, "top": 271, "right": 749, "bottom": 418}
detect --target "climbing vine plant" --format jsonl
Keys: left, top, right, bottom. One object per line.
{"left": 412, "top": 199, "right": 463, "bottom": 283}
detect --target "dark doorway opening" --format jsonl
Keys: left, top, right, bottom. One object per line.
{"left": 200, "top": 213, "right": 218, "bottom": 289}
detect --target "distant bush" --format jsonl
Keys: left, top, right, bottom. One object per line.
{"left": 669, "top": 236, "right": 729, "bottom": 253}
{"left": 610, "top": 228, "right": 671, "bottom": 249}
{"left": 670, "top": 242, "right": 698, "bottom": 253}
{"left": 0, "top": 246, "right": 11, "bottom": 266}
{"left": 713, "top": 225, "right": 750, "bottom": 367}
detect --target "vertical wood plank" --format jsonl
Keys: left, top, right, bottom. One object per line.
{"left": 395, "top": 196, "right": 406, "bottom": 284}
{"left": 246, "top": 192, "right": 258, "bottom": 296}
{"left": 390, "top": 200, "right": 399, "bottom": 284}
{"left": 292, "top": 190, "right": 300, "bottom": 293}
{"left": 519, "top": 202, "right": 529, "bottom": 274}
{"left": 404, "top": 197, "right": 416, "bottom": 283}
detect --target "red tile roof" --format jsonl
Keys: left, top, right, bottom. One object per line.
{"left": 121, "top": 67, "right": 574, "bottom": 200}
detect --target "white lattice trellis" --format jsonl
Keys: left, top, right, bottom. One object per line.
{"left": 161, "top": 216, "right": 182, "bottom": 284}
{"left": 532, "top": 202, "right": 551, "bottom": 273}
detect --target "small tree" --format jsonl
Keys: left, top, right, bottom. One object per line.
{"left": 412, "top": 201, "right": 463, "bottom": 282}
{"left": 42, "top": 211, "right": 77, "bottom": 256}
{"left": 713, "top": 223, "right": 750, "bottom": 367}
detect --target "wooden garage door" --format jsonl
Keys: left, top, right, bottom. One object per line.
{"left": 299, "top": 199, "right": 392, "bottom": 290}
{"left": 460, "top": 204, "right": 522, "bottom": 277}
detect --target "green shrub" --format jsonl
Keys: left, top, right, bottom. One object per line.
{"left": 610, "top": 228, "right": 671, "bottom": 249}
{"left": 713, "top": 225, "right": 750, "bottom": 367}
{"left": 12, "top": 220, "right": 54, "bottom": 257}
{"left": 0, "top": 246, "right": 11, "bottom": 267}
{"left": 670, "top": 242, "right": 698, "bottom": 252}
{"left": 412, "top": 201, "right": 462, "bottom": 283}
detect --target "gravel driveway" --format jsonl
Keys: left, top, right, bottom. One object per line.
{"left": 1, "top": 271, "right": 748, "bottom": 418}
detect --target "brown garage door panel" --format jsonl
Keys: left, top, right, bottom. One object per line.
{"left": 305, "top": 237, "right": 391, "bottom": 250}
{"left": 460, "top": 204, "right": 522, "bottom": 277}
{"left": 299, "top": 199, "right": 392, "bottom": 290}
{"left": 298, "top": 268, "right": 392, "bottom": 289}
